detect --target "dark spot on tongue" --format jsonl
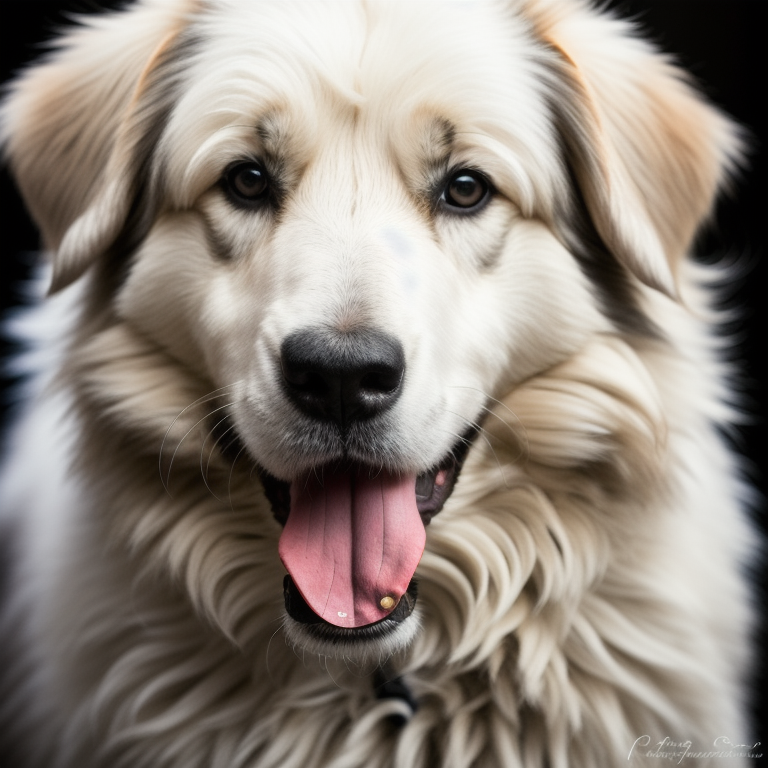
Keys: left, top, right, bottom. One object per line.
{"left": 278, "top": 465, "right": 425, "bottom": 628}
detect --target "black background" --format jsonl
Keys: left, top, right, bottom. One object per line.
{"left": 1, "top": 0, "right": 766, "bottom": 751}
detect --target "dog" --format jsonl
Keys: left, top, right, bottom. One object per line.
{"left": 0, "top": 0, "right": 756, "bottom": 766}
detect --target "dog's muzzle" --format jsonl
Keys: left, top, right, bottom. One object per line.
{"left": 258, "top": 326, "right": 477, "bottom": 640}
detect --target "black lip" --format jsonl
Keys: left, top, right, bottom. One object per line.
{"left": 414, "top": 425, "right": 476, "bottom": 525}
{"left": 284, "top": 576, "right": 419, "bottom": 636}
{"left": 259, "top": 470, "right": 292, "bottom": 527}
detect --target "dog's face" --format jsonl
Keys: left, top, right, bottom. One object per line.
{"left": 120, "top": 0, "right": 601, "bottom": 471}
{"left": 2, "top": 0, "right": 736, "bottom": 659}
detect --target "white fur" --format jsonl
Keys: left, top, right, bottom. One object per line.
{"left": 0, "top": 1, "right": 755, "bottom": 766}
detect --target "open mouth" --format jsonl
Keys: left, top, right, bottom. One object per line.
{"left": 260, "top": 430, "right": 475, "bottom": 636}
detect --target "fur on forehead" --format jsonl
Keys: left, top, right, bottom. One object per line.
{"left": 159, "top": 0, "right": 565, "bottom": 216}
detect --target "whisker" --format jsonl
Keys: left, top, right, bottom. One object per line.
{"left": 226, "top": 441, "right": 250, "bottom": 510}
{"left": 199, "top": 415, "right": 237, "bottom": 503}
{"left": 443, "top": 411, "right": 511, "bottom": 490}
{"left": 473, "top": 405, "right": 529, "bottom": 464}
{"left": 449, "top": 384, "right": 521, "bottom": 422}
{"left": 448, "top": 384, "right": 530, "bottom": 458}
{"left": 325, "top": 658, "right": 342, "bottom": 689}
{"left": 164, "top": 402, "right": 235, "bottom": 494}
{"left": 159, "top": 385, "right": 236, "bottom": 494}
{"left": 477, "top": 404, "right": 529, "bottom": 457}
{"left": 265, "top": 618, "right": 287, "bottom": 684}
{"left": 205, "top": 421, "right": 238, "bottom": 482}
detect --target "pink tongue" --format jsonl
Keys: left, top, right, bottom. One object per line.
{"left": 278, "top": 466, "right": 425, "bottom": 628}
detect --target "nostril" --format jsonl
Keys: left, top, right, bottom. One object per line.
{"left": 282, "top": 365, "right": 328, "bottom": 396}
{"left": 359, "top": 368, "right": 403, "bottom": 394}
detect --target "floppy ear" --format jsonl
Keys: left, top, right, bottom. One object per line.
{"left": 527, "top": 0, "right": 742, "bottom": 296}
{"left": 0, "top": 0, "right": 195, "bottom": 293}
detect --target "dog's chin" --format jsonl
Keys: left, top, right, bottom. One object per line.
{"left": 282, "top": 613, "right": 422, "bottom": 664}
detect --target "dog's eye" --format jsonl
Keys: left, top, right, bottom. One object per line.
{"left": 441, "top": 170, "right": 490, "bottom": 212}
{"left": 223, "top": 162, "right": 270, "bottom": 207}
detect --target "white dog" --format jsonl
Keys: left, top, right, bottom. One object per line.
{"left": 0, "top": 1, "right": 756, "bottom": 766}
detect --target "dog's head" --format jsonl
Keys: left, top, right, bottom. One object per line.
{"left": 1, "top": 0, "right": 738, "bottom": 659}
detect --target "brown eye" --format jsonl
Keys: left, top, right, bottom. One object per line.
{"left": 224, "top": 162, "right": 270, "bottom": 207}
{"left": 442, "top": 169, "right": 490, "bottom": 212}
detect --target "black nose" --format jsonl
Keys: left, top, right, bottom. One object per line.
{"left": 280, "top": 328, "right": 405, "bottom": 429}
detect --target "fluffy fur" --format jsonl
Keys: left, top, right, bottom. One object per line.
{"left": 0, "top": 1, "right": 756, "bottom": 766}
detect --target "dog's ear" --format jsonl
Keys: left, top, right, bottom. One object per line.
{"left": 1, "top": 0, "right": 194, "bottom": 293}
{"left": 528, "top": 1, "right": 742, "bottom": 296}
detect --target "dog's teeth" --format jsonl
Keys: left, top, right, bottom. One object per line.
{"left": 380, "top": 596, "right": 396, "bottom": 610}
